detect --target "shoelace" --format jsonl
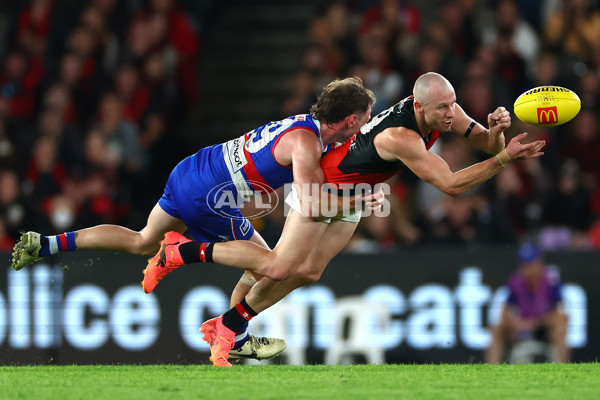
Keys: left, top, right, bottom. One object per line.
{"left": 254, "top": 336, "right": 271, "bottom": 347}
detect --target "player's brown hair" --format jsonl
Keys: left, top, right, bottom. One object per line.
{"left": 310, "top": 77, "right": 375, "bottom": 123}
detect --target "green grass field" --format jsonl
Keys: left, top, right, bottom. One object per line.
{"left": 1, "top": 363, "right": 599, "bottom": 400}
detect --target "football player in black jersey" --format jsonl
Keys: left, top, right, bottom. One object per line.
{"left": 148, "top": 72, "right": 545, "bottom": 366}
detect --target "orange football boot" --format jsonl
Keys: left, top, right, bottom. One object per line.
{"left": 142, "top": 231, "right": 190, "bottom": 293}
{"left": 200, "top": 315, "right": 235, "bottom": 367}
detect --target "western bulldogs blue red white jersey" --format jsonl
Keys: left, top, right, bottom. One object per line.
{"left": 321, "top": 96, "right": 440, "bottom": 187}
{"left": 220, "top": 114, "right": 322, "bottom": 194}
{"left": 159, "top": 114, "right": 322, "bottom": 243}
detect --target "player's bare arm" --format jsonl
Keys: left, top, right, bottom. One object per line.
{"left": 278, "top": 129, "right": 383, "bottom": 218}
{"left": 277, "top": 129, "right": 326, "bottom": 218}
{"left": 376, "top": 127, "right": 545, "bottom": 197}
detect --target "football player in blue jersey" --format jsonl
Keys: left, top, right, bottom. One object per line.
{"left": 10, "top": 77, "right": 376, "bottom": 362}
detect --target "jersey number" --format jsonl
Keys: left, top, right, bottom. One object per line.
{"left": 360, "top": 105, "right": 394, "bottom": 135}
{"left": 245, "top": 119, "right": 294, "bottom": 153}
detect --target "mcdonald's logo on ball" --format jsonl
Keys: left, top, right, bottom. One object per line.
{"left": 537, "top": 106, "right": 558, "bottom": 125}
{"left": 514, "top": 86, "right": 581, "bottom": 127}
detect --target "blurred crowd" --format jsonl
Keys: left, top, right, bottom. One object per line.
{"left": 1, "top": 0, "right": 600, "bottom": 254}
{"left": 269, "top": 0, "right": 600, "bottom": 253}
{"left": 0, "top": 0, "right": 209, "bottom": 250}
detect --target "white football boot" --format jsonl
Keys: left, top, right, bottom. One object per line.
{"left": 10, "top": 231, "right": 43, "bottom": 270}
{"left": 228, "top": 335, "right": 287, "bottom": 360}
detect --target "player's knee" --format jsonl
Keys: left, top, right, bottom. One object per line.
{"left": 290, "top": 263, "right": 325, "bottom": 285}
{"left": 260, "top": 262, "right": 296, "bottom": 281}
{"left": 295, "top": 269, "right": 323, "bottom": 284}
{"left": 264, "top": 270, "right": 290, "bottom": 281}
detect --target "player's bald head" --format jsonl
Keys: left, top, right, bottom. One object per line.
{"left": 413, "top": 72, "right": 454, "bottom": 105}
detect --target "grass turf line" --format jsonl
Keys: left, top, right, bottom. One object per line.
{"left": 1, "top": 363, "right": 599, "bottom": 400}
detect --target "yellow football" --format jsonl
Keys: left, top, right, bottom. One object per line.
{"left": 513, "top": 86, "right": 581, "bottom": 127}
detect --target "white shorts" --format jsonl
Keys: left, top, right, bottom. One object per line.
{"left": 284, "top": 184, "right": 362, "bottom": 224}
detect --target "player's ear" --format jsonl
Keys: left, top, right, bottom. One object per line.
{"left": 347, "top": 114, "right": 358, "bottom": 127}
{"left": 414, "top": 100, "right": 423, "bottom": 114}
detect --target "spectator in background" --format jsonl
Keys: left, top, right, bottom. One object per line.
{"left": 358, "top": 0, "right": 420, "bottom": 35}
{"left": 436, "top": 1, "right": 479, "bottom": 63}
{"left": 94, "top": 92, "right": 143, "bottom": 176}
{"left": 124, "top": 12, "right": 173, "bottom": 64}
{"left": 543, "top": 0, "right": 600, "bottom": 65}
{"left": 79, "top": 4, "right": 120, "bottom": 76}
{"left": 133, "top": 112, "right": 178, "bottom": 219}
{"left": 458, "top": 69, "right": 498, "bottom": 124}
{"left": 406, "top": 38, "right": 446, "bottom": 86}
{"left": 321, "top": 2, "right": 360, "bottom": 76}
{"left": 133, "top": 0, "right": 200, "bottom": 107}
{"left": 0, "top": 120, "right": 19, "bottom": 170}
{"left": 553, "top": 110, "right": 600, "bottom": 243}
{"left": 358, "top": 0, "right": 420, "bottom": 64}
{"left": 353, "top": 31, "right": 403, "bottom": 114}
{"left": 15, "top": 0, "right": 54, "bottom": 58}
{"left": 557, "top": 109, "right": 600, "bottom": 188}
{"left": 490, "top": 29, "right": 529, "bottom": 100}
{"left": 114, "top": 64, "right": 150, "bottom": 122}
{"left": 0, "top": 50, "right": 44, "bottom": 120}
{"left": 484, "top": 0, "right": 540, "bottom": 74}
{"left": 541, "top": 159, "right": 592, "bottom": 250}
{"left": 530, "top": 51, "right": 562, "bottom": 87}
{"left": 347, "top": 175, "right": 421, "bottom": 252}
{"left": 577, "top": 70, "right": 600, "bottom": 113}
{"left": 0, "top": 169, "right": 45, "bottom": 240}
{"left": 276, "top": 69, "right": 317, "bottom": 120}
{"left": 56, "top": 51, "right": 97, "bottom": 130}
{"left": 57, "top": 52, "right": 83, "bottom": 90}
{"left": 36, "top": 107, "right": 83, "bottom": 172}
{"left": 24, "top": 135, "right": 66, "bottom": 202}
{"left": 121, "top": 13, "right": 179, "bottom": 115}
{"left": 425, "top": 194, "right": 479, "bottom": 244}
{"left": 487, "top": 164, "right": 531, "bottom": 237}
{"left": 90, "top": 0, "right": 134, "bottom": 41}
{"left": 141, "top": 51, "right": 177, "bottom": 117}
{"left": 42, "top": 82, "right": 77, "bottom": 125}
{"left": 66, "top": 25, "right": 106, "bottom": 101}
{"left": 416, "top": 135, "right": 479, "bottom": 244}
{"left": 470, "top": 187, "right": 520, "bottom": 244}
{"left": 63, "top": 129, "right": 124, "bottom": 229}
{"left": 309, "top": 15, "right": 345, "bottom": 78}
{"left": 486, "top": 242, "right": 569, "bottom": 363}
{"left": 44, "top": 193, "right": 78, "bottom": 233}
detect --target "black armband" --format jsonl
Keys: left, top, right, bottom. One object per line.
{"left": 464, "top": 121, "right": 476, "bottom": 138}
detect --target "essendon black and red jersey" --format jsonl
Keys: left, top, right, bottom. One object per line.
{"left": 321, "top": 96, "right": 440, "bottom": 187}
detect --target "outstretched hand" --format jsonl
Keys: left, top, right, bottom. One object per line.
{"left": 505, "top": 132, "right": 546, "bottom": 160}
{"left": 362, "top": 186, "right": 385, "bottom": 212}
{"left": 488, "top": 106, "right": 511, "bottom": 135}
